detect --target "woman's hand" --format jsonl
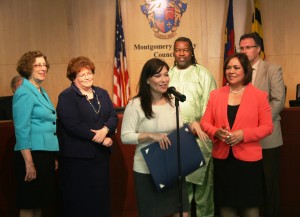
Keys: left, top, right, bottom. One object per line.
{"left": 91, "top": 126, "right": 109, "bottom": 143}
{"left": 189, "top": 121, "right": 209, "bottom": 142}
{"left": 102, "top": 137, "right": 113, "bottom": 147}
{"left": 149, "top": 133, "right": 171, "bottom": 150}
{"left": 21, "top": 150, "right": 36, "bottom": 182}
{"left": 214, "top": 126, "right": 231, "bottom": 142}
{"left": 224, "top": 129, "right": 244, "bottom": 146}
{"left": 55, "top": 159, "right": 58, "bottom": 171}
{"left": 24, "top": 164, "right": 36, "bottom": 182}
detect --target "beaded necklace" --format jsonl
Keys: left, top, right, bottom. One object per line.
{"left": 85, "top": 90, "right": 101, "bottom": 115}
{"left": 229, "top": 86, "right": 246, "bottom": 94}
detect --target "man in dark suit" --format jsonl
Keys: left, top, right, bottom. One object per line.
{"left": 239, "top": 33, "right": 285, "bottom": 217}
{"left": 0, "top": 75, "right": 22, "bottom": 120}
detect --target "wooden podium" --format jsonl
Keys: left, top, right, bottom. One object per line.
{"left": 279, "top": 107, "right": 300, "bottom": 216}
{"left": 0, "top": 115, "right": 138, "bottom": 217}
{"left": 109, "top": 113, "right": 138, "bottom": 217}
{"left": 0, "top": 121, "right": 18, "bottom": 217}
{"left": 1, "top": 108, "right": 300, "bottom": 217}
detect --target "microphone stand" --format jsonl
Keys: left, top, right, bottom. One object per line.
{"left": 174, "top": 98, "right": 183, "bottom": 217}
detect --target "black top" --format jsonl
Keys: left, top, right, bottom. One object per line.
{"left": 227, "top": 104, "right": 239, "bottom": 129}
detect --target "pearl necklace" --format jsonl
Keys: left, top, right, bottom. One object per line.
{"left": 85, "top": 90, "right": 101, "bottom": 115}
{"left": 229, "top": 86, "right": 246, "bottom": 94}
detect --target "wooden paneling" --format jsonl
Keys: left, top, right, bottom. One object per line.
{"left": 280, "top": 108, "right": 300, "bottom": 217}
{"left": 0, "top": 121, "right": 18, "bottom": 217}
{"left": 1, "top": 0, "right": 300, "bottom": 107}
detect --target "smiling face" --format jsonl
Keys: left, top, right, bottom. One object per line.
{"left": 173, "top": 41, "right": 193, "bottom": 69}
{"left": 29, "top": 57, "right": 48, "bottom": 86}
{"left": 147, "top": 66, "right": 170, "bottom": 97}
{"left": 225, "top": 57, "right": 245, "bottom": 88}
{"left": 73, "top": 67, "right": 94, "bottom": 90}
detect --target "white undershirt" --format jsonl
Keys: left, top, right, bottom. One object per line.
{"left": 252, "top": 60, "right": 260, "bottom": 85}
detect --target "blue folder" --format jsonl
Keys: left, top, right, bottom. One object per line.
{"left": 141, "top": 125, "right": 205, "bottom": 191}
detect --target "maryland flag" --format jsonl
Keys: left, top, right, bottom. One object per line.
{"left": 252, "top": 0, "right": 265, "bottom": 59}
{"left": 113, "top": 0, "right": 130, "bottom": 107}
{"left": 223, "top": 0, "right": 235, "bottom": 86}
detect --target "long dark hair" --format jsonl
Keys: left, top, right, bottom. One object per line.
{"left": 134, "top": 58, "right": 171, "bottom": 119}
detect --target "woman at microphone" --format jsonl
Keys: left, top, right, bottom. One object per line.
{"left": 121, "top": 58, "right": 189, "bottom": 217}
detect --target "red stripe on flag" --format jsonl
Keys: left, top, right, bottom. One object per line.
{"left": 113, "top": 0, "right": 130, "bottom": 107}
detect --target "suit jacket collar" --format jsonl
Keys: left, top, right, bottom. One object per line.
{"left": 22, "top": 78, "right": 54, "bottom": 111}
{"left": 70, "top": 82, "right": 100, "bottom": 97}
{"left": 71, "top": 82, "right": 85, "bottom": 97}
{"left": 254, "top": 59, "right": 266, "bottom": 87}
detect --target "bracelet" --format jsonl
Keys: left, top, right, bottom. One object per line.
{"left": 25, "top": 164, "right": 34, "bottom": 168}
{"left": 103, "top": 126, "right": 109, "bottom": 133}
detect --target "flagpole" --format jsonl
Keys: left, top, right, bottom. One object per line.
{"left": 223, "top": 0, "right": 235, "bottom": 86}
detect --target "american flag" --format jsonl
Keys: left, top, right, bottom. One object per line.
{"left": 223, "top": 0, "right": 235, "bottom": 86}
{"left": 113, "top": 0, "right": 130, "bottom": 107}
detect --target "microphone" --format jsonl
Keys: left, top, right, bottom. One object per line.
{"left": 167, "top": 86, "right": 186, "bottom": 102}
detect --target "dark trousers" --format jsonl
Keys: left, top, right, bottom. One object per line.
{"left": 262, "top": 147, "right": 282, "bottom": 217}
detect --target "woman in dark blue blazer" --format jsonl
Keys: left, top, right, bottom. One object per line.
{"left": 56, "top": 56, "right": 118, "bottom": 217}
{"left": 13, "top": 51, "right": 59, "bottom": 217}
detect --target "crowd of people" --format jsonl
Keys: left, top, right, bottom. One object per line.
{"left": 5, "top": 33, "right": 284, "bottom": 217}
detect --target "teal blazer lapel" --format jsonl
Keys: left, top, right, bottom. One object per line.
{"left": 22, "top": 79, "right": 55, "bottom": 111}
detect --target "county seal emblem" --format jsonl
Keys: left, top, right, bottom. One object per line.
{"left": 141, "top": 0, "right": 187, "bottom": 39}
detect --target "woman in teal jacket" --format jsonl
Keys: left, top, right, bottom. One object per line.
{"left": 13, "top": 51, "right": 59, "bottom": 217}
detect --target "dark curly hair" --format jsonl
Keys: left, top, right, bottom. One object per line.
{"left": 16, "top": 51, "right": 49, "bottom": 79}
{"left": 66, "top": 56, "right": 96, "bottom": 81}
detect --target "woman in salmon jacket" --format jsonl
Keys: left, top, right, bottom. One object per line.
{"left": 200, "top": 53, "right": 273, "bottom": 217}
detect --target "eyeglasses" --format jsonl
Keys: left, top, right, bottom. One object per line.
{"left": 238, "top": 46, "right": 258, "bottom": 52}
{"left": 33, "top": 64, "right": 48, "bottom": 68}
{"left": 76, "top": 71, "right": 94, "bottom": 79}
